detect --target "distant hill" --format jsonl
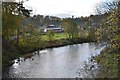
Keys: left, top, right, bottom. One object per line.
{"left": 21, "top": 14, "right": 107, "bottom": 29}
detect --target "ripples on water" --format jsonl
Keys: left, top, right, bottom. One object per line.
{"left": 2, "top": 43, "right": 105, "bottom": 78}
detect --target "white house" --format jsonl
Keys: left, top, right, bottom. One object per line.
{"left": 44, "top": 25, "right": 64, "bottom": 33}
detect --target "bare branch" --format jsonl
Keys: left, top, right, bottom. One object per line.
{"left": 95, "top": 1, "right": 118, "bottom": 14}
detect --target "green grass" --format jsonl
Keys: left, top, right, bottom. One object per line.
{"left": 54, "top": 33, "right": 68, "bottom": 40}
{"left": 41, "top": 33, "right": 68, "bottom": 41}
{"left": 41, "top": 31, "right": 89, "bottom": 41}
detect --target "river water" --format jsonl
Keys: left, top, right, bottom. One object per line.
{"left": 2, "top": 43, "right": 105, "bottom": 78}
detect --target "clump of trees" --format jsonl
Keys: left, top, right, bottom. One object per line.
{"left": 2, "top": 1, "right": 33, "bottom": 66}
{"left": 88, "top": 28, "right": 97, "bottom": 41}
{"left": 95, "top": 0, "right": 120, "bottom": 78}
{"left": 96, "top": 1, "right": 120, "bottom": 54}
{"left": 2, "top": 1, "right": 32, "bottom": 44}
{"left": 62, "top": 19, "right": 79, "bottom": 40}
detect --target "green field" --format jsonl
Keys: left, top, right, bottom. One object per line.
{"left": 41, "top": 33, "right": 68, "bottom": 41}
{"left": 41, "top": 31, "right": 89, "bottom": 41}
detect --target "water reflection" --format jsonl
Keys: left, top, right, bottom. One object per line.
{"left": 2, "top": 43, "right": 105, "bottom": 78}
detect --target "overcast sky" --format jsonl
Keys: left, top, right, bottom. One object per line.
{"left": 22, "top": 0, "right": 112, "bottom": 18}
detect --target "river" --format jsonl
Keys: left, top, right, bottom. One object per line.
{"left": 2, "top": 43, "right": 105, "bottom": 78}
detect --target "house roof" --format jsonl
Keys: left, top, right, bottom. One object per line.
{"left": 47, "top": 25, "right": 57, "bottom": 28}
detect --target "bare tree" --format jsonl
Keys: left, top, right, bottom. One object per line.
{"left": 95, "top": 1, "right": 118, "bottom": 14}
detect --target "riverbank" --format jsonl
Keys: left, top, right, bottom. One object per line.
{"left": 95, "top": 47, "right": 120, "bottom": 78}
{"left": 2, "top": 37, "right": 97, "bottom": 67}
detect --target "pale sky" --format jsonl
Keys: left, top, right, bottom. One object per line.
{"left": 22, "top": 0, "right": 112, "bottom": 18}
